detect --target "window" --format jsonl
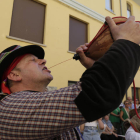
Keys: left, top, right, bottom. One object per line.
{"left": 105, "top": 0, "right": 113, "bottom": 12}
{"left": 69, "top": 17, "right": 87, "bottom": 52}
{"left": 68, "top": 81, "right": 77, "bottom": 86}
{"left": 132, "top": 87, "right": 140, "bottom": 101}
{"left": 10, "top": 0, "right": 45, "bottom": 44}
{"left": 127, "top": 3, "right": 131, "bottom": 18}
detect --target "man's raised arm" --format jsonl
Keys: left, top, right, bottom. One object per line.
{"left": 75, "top": 16, "right": 140, "bottom": 121}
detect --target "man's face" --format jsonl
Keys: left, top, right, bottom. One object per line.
{"left": 136, "top": 99, "right": 139, "bottom": 104}
{"left": 125, "top": 102, "right": 130, "bottom": 107}
{"left": 15, "top": 54, "right": 53, "bottom": 86}
{"left": 104, "top": 115, "right": 109, "bottom": 121}
{"left": 127, "top": 97, "right": 132, "bottom": 102}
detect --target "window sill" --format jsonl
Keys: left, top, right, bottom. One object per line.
{"left": 67, "top": 50, "right": 76, "bottom": 54}
{"left": 6, "top": 36, "right": 47, "bottom": 47}
{"left": 105, "top": 8, "right": 115, "bottom": 15}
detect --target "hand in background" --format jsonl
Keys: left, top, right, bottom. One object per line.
{"left": 104, "top": 126, "right": 112, "bottom": 135}
{"left": 113, "top": 132, "right": 118, "bottom": 137}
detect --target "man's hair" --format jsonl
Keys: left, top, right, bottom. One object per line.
{"left": 7, "top": 79, "right": 13, "bottom": 88}
{"left": 7, "top": 67, "right": 21, "bottom": 88}
{"left": 124, "top": 100, "right": 130, "bottom": 104}
{"left": 127, "top": 97, "right": 132, "bottom": 100}
{"left": 103, "top": 114, "right": 110, "bottom": 119}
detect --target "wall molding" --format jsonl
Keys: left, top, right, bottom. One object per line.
{"left": 58, "top": 0, "right": 105, "bottom": 23}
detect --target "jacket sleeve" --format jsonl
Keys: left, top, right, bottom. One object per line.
{"left": 74, "top": 39, "right": 140, "bottom": 122}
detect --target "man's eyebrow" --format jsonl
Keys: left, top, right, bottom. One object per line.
{"left": 29, "top": 55, "right": 38, "bottom": 59}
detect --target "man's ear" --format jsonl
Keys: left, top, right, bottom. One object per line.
{"left": 7, "top": 71, "right": 22, "bottom": 82}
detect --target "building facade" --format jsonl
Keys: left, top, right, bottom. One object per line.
{"left": 0, "top": 0, "right": 140, "bottom": 101}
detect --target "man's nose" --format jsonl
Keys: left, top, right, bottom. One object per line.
{"left": 39, "top": 59, "right": 46, "bottom": 65}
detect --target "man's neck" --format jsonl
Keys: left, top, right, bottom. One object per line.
{"left": 10, "top": 84, "right": 47, "bottom": 93}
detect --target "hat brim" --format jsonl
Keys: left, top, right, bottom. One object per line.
{"left": 0, "top": 45, "right": 44, "bottom": 91}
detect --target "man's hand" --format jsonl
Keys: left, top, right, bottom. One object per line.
{"left": 106, "top": 16, "right": 140, "bottom": 44}
{"left": 76, "top": 43, "right": 95, "bottom": 69}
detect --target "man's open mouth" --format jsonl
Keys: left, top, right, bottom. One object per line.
{"left": 42, "top": 67, "right": 47, "bottom": 70}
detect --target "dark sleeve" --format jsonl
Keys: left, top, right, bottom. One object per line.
{"left": 74, "top": 39, "right": 140, "bottom": 122}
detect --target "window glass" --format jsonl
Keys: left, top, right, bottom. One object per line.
{"left": 105, "top": 0, "right": 112, "bottom": 11}
{"left": 127, "top": 3, "right": 131, "bottom": 18}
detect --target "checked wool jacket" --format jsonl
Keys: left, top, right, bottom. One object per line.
{"left": 0, "top": 83, "right": 85, "bottom": 140}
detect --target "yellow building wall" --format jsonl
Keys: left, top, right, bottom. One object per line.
{"left": 0, "top": 0, "right": 140, "bottom": 102}
{"left": 40, "top": 0, "right": 103, "bottom": 89}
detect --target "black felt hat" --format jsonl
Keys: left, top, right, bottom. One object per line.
{"left": 0, "top": 45, "right": 44, "bottom": 92}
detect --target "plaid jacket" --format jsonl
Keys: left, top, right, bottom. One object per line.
{"left": 0, "top": 82, "right": 85, "bottom": 140}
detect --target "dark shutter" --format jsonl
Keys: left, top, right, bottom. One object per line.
{"left": 69, "top": 17, "right": 87, "bottom": 52}
{"left": 10, "top": 0, "right": 45, "bottom": 44}
{"left": 132, "top": 87, "right": 140, "bottom": 101}
{"left": 105, "top": 0, "right": 112, "bottom": 11}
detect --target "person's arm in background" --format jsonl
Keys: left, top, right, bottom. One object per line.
{"left": 111, "top": 126, "right": 118, "bottom": 137}
{"left": 110, "top": 112, "right": 119, "bottom": 117}
{"left": 111, "top": 125, "right": 114, "bottom": 132}
{"left": 97, "top": 118, "right": 104, "bottom": 130}
{"left": 80, "top": 124, "right": 85, "bottom": 135}
{"left": 120, "top": 110, "right": 125, "bottom": 122}
{"left": 103, "top": 125, "right": 117, "bottom": 137}
{"left": 102, "top": 126, "right": 112, "bottom": 135}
